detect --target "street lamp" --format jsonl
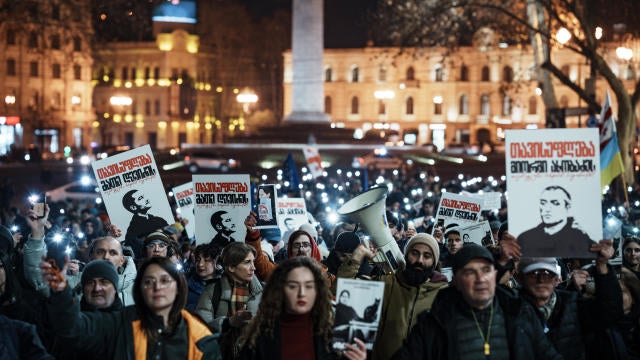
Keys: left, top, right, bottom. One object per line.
{"left": 235, "top": 90, "right": 258, "bottom": 133}
{"left": 555, "top": 27, "right": 572, "bottom": 45}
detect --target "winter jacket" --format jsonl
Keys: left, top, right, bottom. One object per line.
{"left": 46, "top": 288, "right": 221, "bottom": 360}
{"left": 117, "top": 256, "right": 136, "bottom": 306}
{"left": 337, "top": 257, "right": 448, "bottom": 360}
{"left": 392, "top": 286, "right": 563, "bottom": 360}
{"left": 0, "top": 315, "right": 53, "bottom": 360}
{"left": 523, "top": 264, "right": 624, "bottom": 360}
{"left": 195, "top": 274, "right": 263, "bottom": 333}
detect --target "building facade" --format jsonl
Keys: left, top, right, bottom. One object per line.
{"left": 284, "top": 43, "right": 639, "bottom": 151}
{"left": 0, "top": 0, "right": 94, "bottom": 157}
{"left": 92, "top": 28, "right": 217, "bottom": 150}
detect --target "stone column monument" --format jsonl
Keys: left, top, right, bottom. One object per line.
{"left": 284, "top": 0, "right": 331, "bottom": 123}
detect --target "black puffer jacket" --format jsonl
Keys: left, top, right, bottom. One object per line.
{"left": 392, "top": 286, "right": 563, "bottom": 360}
{"left": 525, "top": 265, "right": 623, "bottom": 360}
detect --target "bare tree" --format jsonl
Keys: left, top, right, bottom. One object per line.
{"left": 372, "top": 0, "right": 640, "bottom": 185}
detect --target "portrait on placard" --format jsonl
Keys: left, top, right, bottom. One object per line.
{"left": 172, "top": 182, "right": 196, "bottom": 239}
{"left": 193, "top": 174, "right": 251, "bottom": 246}
{"left": 92, "top": 145, "right": 174, "bottom": 245}
{"left": 255, "top": 184, "right": 278, "bottom": 230}
{"left": 276, "top": 198, "right": 308, "bottom": 243}
{"left": 333, "top": 278, "right": 384, "bottom": 351}
{"left": 506, "top": 129, "right": 601, "bottom": 258}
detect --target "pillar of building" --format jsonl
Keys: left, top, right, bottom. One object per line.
{"left": 284, "top": 0, "right": 331, "bottom": 124}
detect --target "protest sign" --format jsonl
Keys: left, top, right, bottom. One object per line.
{"left": 432, "top": 192, "right": 482, "bottom": 235}
{"left": 255, "top": 184, "right": 278, "bottom": 230}
{"left": 333, "top": 278, "right": 384, "bottom": 351}
{"left": 506, "top": 129, "right": 601, "bottom": 258}
{"left": 92, "top": 145, "right": 174, "bottom": 243}
{"left": 193, "top": 174, "right": 251, "bottom": 246}
{"left": 172, "top": 182, "right": 196, "bottom": 239}
{"left": 455, "top": 220, "right": 494, "bottom": 246}
{"left": 277, "top": 197, "right": 308, "bottom": 243}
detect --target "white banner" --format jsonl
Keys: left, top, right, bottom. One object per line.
{"left": 172, "top": 182, "right": 196, "bottom": 239}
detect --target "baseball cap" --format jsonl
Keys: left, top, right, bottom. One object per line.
{"left": 518, "top": 257, "right": 561, "bottom": 277}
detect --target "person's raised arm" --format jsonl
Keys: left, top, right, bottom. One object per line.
{"left": 23, "top": 205, "right": 50, "bottom": 293}
{"left": 244, "top": 212, "right": 275, "bottom": 281}
{"left": 337, "top": 243, "right": 377, "bottom": 279}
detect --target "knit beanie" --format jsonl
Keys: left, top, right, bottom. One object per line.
{"left": 81, "top": 260, "right": 119, "bottom": 288}
{"left": 404, "top": 233, "right": 440, "bottom": 266}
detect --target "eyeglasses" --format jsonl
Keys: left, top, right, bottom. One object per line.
{"left": 624, "top": 247, "right": 640, "bottom": 254}
{"left": 525, "top": 269, "right": 557, "bottom": 282}
{"left": 292, "top": 242, "right": 311, "bottom": 250}
{"left": 146, "top": 242, "right": 168, "bottom": 250}
{"left": 142, "top": 276, "right": 175, "bottom": 289}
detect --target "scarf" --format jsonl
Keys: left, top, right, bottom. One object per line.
{"left": 229, "top": 280, "right": 250, "bottom": 315}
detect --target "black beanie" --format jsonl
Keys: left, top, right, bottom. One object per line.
{"left": 451, "top": 243, "right": 495, "bottom": 274}
{"left": 334, "top": 231, "right": 361, "bottom": 253}
{"left": 81, "top": 260, "right": 119, "bottom": 288}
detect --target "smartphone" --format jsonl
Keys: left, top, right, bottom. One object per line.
{"left": 29, "top": 192, "right": 46, "bottom": 218}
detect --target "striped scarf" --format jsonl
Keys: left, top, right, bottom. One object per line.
{"left": 229, "top": 281, "right": 250, "bottom": 315}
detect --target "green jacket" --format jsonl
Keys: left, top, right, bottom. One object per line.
{"left": 337, "top": 259, "right": 448, "bottom": 360}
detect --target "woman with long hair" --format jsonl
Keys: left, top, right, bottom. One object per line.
{"left": 238, "top": 257, "right": 366, "bottom": 360}
{"left": 41, "top": 256, "right": 220, "bottom": 359}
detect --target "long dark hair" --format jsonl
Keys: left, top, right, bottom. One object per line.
{"left": 133, "top": 257, "right": 188, "bottom": 340}
{"left": 241, "top": 257, "right": 333, "bottom": 350}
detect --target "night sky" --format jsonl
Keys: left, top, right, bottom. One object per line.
{"left": 240, "top": 0, "right": 378, "bottom": 48}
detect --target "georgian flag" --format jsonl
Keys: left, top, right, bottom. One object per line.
{"left": 302, "top": 146, "right": 324, "bottom": 179}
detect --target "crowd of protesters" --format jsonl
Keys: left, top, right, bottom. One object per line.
{"left": 0, "top": 162, "right": 639, "bottom": 359}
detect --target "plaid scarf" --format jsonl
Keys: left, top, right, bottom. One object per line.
{"left": 229, "top": 281, "right": 250, "bottom": 315}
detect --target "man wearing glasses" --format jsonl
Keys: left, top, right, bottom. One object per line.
{"left": 515, "top": 245, "right": 623, "bottom": 360}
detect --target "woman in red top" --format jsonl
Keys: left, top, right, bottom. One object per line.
{"left": 238, "top": 257, "right": 366, "bottom": 360}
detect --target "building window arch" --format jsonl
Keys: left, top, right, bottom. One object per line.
{"left": 50, "top": 34, "right": 61, "bottom": 49}
{"left": 325, "top": 66, "right": 332, "bottom": 82}
{"left": 350, "top": 96, "right": 359, "bottom": 114}
{"left": 28, "top": 31, "right": 38, "bottom": 48}
{"left": 481, "top": 66, "right": 490, "bottom": 81}
{"left": 6, "top": 31, "right": 15, "bottom": 45}
{"left": 378, "top": 100, "right": 386, "bottom": 115}
{"left": 435, "top": 66, "right": 444, "bottom": 82}
{"left": 460, "top": 65, "right": 469, "bottom": 81}
{"left": 6, "top": 59, "right": 16, "bottom": 76}
{"left": 351, "top": 66, "right": 359, "bottom": 82}
{"left": 73, "top": 36, "right": 82, "bottom": 51}
{"left": 378, "top": 66, "right": 387, "bottom": 82}
{"left": 406, "top": 66, "right": 415, "bottom": 81}
{"left": 406, "top": 96, "right": 414, "bottom": 115}
{"left": 324, "top": 96, "right": 332, "bottom": 114}
{"left": 459, "top": 94, "right": 469, "bottom": 115}
{"left": 528, "top": 96, "right": 537, "bottom": 115}
{"left": 503, "top": 66, "right": 513, "bottom": 83}
{"left": 480, "top": 94, "right": 490, "bottom": 115}
{"left": 502, "top": 94, "right": 512, "bottom": 115}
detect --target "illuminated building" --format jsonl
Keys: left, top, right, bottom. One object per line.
{"left": 0, "top": 0, "right": 94, "bottom": 156}
{"left": 92, "top": 0, "right": 217, "bottom": 149}
{"left": 284, "top": 42, "right": 638, "bottom": 150}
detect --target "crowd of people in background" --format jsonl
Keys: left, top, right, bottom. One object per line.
{"left": 0, "top": 164, "right": 639, "bottom": 359}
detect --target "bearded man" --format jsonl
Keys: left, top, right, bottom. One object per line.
{"left": 338, "top": 233, "right": 448, "bottom": 360}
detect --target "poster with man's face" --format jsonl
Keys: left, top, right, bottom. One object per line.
{"left": 506, "top": 129, "right": 601, "bottom": 258}
{"left": 277, "top": 198, "right": 308, "bottom": 243}
{"left": 92, "top": 145, "right": 174, "bottom": 242}
{"left": 172, "top": 182, "right": 196, "bottom": 239}
{"left": 432, "top": 192, "right": 482, "bottom": 236}
{"left": 193, "top": 174, "right": 251, "bottom": 245}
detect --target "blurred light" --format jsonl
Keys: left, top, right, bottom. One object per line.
{"left": 354, "top": 171, "right": 361, "bottom": 177}
{"left": 261, "top": 174, "right": 268, "bottom": 181}
{"left": 393, "top": 169, "right": 399, "bottom": 176}
{"left": 376, "top": 176, "right": 385, "bottom": 184}
{"left": 66, "top": 157, "right": 74, "bottom": 165}
{"left": 175, "top": 263, "right": 183, "bottom": 271}
{"left": 556, "top": 27, "right": 572, "bottom": 45}
{"left": 327, "top": 212, "right": 339, "bottom": 224}
{"left": 434, "top": 176, "right": 440, "bottom": 182}
{"left": 167, "top": 191, "right": 174, "bottom": 197}
{"left": 595, "top": 27, "right": 603, "bottom": 40}
{"left": 59, "top": 209, "right": 65, "bottom": 214}
{"left": 10, "top": 225, "right": 18, "bottom": 232}
{"left": 80, "top": 175, "right": 91, "bottom": 186}
{"left": 53, "top": 233, "right": 64, "bottom": 243}
{"left": 77, "top": 232, "right": 85, "bottom": 239}
{"left": 95, "top": 197, "right": 102, "bottom": 205}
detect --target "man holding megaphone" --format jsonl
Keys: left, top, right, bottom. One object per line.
{"left": 337, "top": 233, "right": 448, "bottom": 360}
